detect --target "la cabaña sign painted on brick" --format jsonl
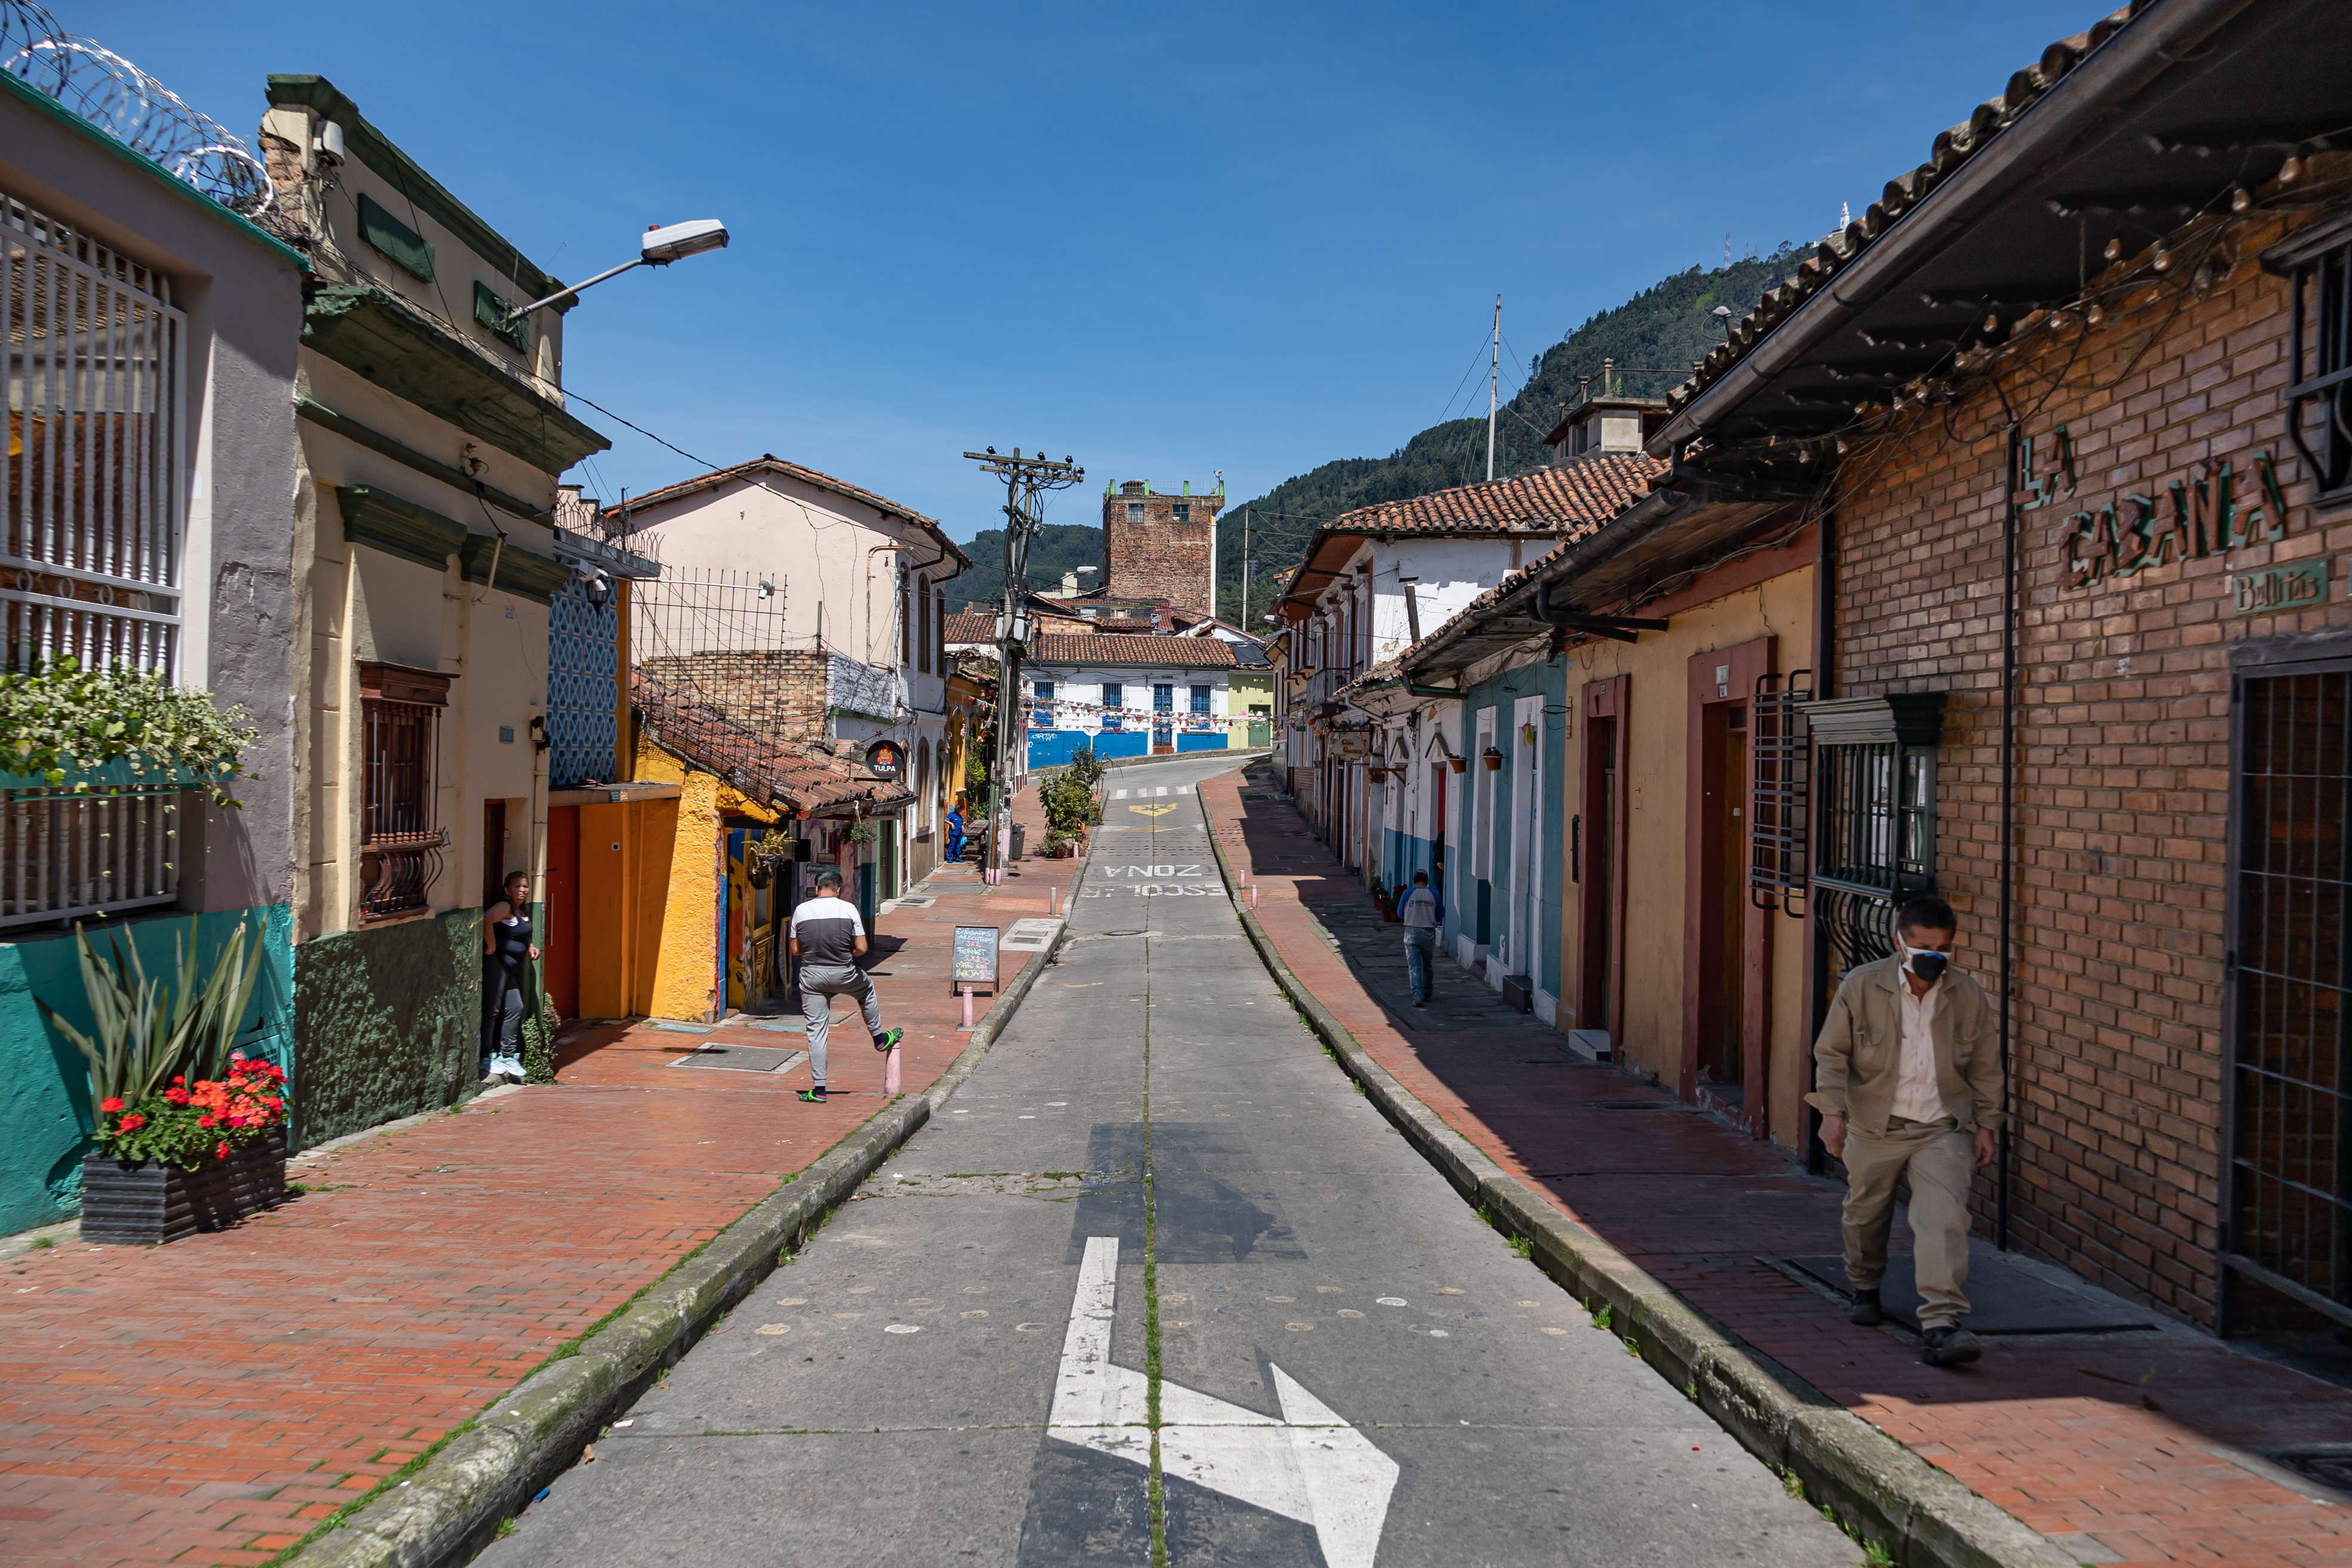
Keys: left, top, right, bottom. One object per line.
{"left": 2022, "top": 425, "right": 2296, "bottom": 592}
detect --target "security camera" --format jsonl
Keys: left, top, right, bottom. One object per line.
{"left": 641, "top": 218, "right": 729, "bottom": 265}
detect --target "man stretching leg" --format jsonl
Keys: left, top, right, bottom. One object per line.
{"left": 787, "top": 868, "right": 904, "bottom": 1103}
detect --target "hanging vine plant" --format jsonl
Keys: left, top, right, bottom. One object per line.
{"left": 1, "top": 657, "right": 257, "bottom": 806}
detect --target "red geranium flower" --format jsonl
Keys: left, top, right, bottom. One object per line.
{"left": 197, "top": 1114, "right": 216, "bottom": 1129}
{"left": 119, "top": 1113, "right": 145, "bottom": 1131}
{"left": 216, "top": 1140, "right": 229, "bottom": 1159}
{"left": 100, "top": 1097, "right": 123, "bottom": 1113}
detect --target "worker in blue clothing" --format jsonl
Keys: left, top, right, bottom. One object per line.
{"left": 945, "top": 795, "right": 967, "bottom": 863}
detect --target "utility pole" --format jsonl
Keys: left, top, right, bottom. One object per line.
{"left": 961, "top": 445, "right": 1084, "bottom": 884}
{"left": 1486, "top": 293, "right": 1501, "bottom": 483}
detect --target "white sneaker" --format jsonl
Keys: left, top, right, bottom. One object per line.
{"left": 495, "top": 1055, "right": 525, "bottom": 1081}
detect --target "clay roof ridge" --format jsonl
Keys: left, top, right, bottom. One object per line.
{"left": 1671, "top": 2, "right": 2150, "bottom": 416}
{"left": 598, "top": 455, "right": 972, "bottom": 571}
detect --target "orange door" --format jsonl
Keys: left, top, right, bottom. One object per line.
{"left": 545, "top": 805, "right": 580, "bottom": 1020}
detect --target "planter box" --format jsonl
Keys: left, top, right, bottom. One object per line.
{"left": 79, "top": 1129, "right": 286, "bottom": 1245}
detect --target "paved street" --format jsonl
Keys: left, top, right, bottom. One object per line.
{"left": 482, "top": 754, "right": 1851, "bottom": 1567}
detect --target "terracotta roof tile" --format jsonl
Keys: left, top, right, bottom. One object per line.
{"left": 1274, "top": 454, "right": 1664, "bottom": 617}
{"left": 1672, "top": 3, "right": 2149, "bottom": 418}
{"left": 944, "top": 612, "right": 998, "bottom": 644}
{"left": 630, "top": 669, "right": 912, "bottom": 816}
{"left": 1324, "top": 452, "right": 1665, "bottom": 537}
{"left": 1028, "top": 635, "right": 1238, "bottom": 669}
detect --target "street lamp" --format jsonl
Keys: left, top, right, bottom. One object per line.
{"left": 500, "top": 219, "right": 730, "bottom": 325}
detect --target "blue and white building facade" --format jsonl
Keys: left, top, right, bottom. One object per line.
{"left": 1024, "top": 635, "right": 1241, "bottom": 767}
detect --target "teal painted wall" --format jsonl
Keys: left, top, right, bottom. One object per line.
{"left": 291, "top": 908, "right": 484, "bottom": 1149}
{"left": 0, "top": 904, "right": 293, "bottom": 1236}
{"left": 1459, "top": 659, "right": 1569, "bottom": 996}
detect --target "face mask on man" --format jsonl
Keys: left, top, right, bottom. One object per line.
{"left": 1898, "top": 934, "right": 1949, "bottom": 985}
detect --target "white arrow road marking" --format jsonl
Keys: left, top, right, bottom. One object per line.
{"left": 1047, "top": 1238, "right": 1400, "bottom": 1568}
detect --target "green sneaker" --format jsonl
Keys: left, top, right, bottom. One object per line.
{"left": 874, "top": 1027, "right": 904, "bottom": 1054}
{"left": 798, "top": 1086, "right": 827, "bottom": 1103}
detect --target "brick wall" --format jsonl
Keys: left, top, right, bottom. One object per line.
{"left": 1103, "top": 489, "right": 1220, "bottom": 612}
{"left": 1827, "top": 206, "right": 2352, "bottom": 1327}
{"left": 639, "top": 650, "right": 831, "bottom": 744}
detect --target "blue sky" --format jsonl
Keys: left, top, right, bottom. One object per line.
{"left": 84, "top": 0, "right": 2075, "bottom": 543}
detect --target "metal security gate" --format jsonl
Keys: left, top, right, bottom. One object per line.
{"left": 2, "top": 187, "right": 187, "bottom": 928}
{"left": 3, "top": 189, "right": 183, "bottom": 677}
{"left": 2225, "top": 665, "right": 2352, "bottom": 1332}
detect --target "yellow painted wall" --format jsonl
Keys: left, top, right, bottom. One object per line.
{"left": 620, "top": 737, "right": 782, "bottom": 1022}
{"left": 1553, "top": 566, "right": 1816, "bottom": 1149}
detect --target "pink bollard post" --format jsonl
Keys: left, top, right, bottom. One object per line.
{"left": 884, "top": 1044, "right": 902, "bottom": 1093}
{"left": 1250, "top": 886, "right": 1260, "bottom": 910}
{"left": 960, "top": 984, "right": 975, "bottom": 1028}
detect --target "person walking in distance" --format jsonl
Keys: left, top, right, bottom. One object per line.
{"left": 1398, "top": 869, "right": 1441, "bottom": 1009}
{"left": 480, "top": 871, "right": 538, "bottom": 1083}
{"left": 945, "top": 796, "right": 967, "bottom": 865}
{"left": 1807, "top": 893, "right": 2004, "bottom": 1367}
{"left": 786, "top": 866, "right": 904, "bottom": 1103}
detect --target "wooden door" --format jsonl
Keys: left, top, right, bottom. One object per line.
{"left": 482, "top": 800, "right": 508, "bottom": 908}
{"left": 545, "top": 805, "right": 579, "bottom": 1019}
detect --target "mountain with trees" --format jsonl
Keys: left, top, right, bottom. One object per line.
{"left": 1211, "top": 246, "right": 1811, "bottom": 627}
{"left": 950, "top": 521, "right": 1107, "bottom": 612}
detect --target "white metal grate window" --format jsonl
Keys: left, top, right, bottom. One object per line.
{"left": 2, "top": 190, "right": 188, "bottom": 929}
{"left": 4, "top": 191, "right": 185, "bottom": 676}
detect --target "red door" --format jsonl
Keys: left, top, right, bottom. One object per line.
{"left": 545, "top": 805, "right": 580, "bottom": 1020}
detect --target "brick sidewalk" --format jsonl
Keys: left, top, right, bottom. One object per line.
{"left": 1202, "top": 768, "right": 2352, "bottom": 1568}
{"left": 0, "top": 789, "right": 1077, "bottom": 1568}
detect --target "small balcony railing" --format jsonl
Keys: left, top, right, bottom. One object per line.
{"left": 359, "top": 829, "right": 445, "bottom": 922}
{"left": 0, "top": 785, "right": 182, "bottom": 929}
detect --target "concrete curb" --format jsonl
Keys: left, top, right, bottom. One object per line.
{"left": 281, "top": 918, "right": 1079, "bottom": 1568}
{"left": 1198, "top": 776, "right": 2072, "bottom": 1568}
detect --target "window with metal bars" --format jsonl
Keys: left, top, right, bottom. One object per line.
{"left": 1802, "top": 694, "right": 1944, "bottom": 972}
{"left": 3, "top": 189, "right": 188, "bottom": 926}
{"left": 2, "top": 191, "right": 185, "bottom": 679}
{"left": 2225, "top": 664, "right": 2352, "bottom": 1332}
{"left": 1750, "top": 671, "right": 1812, "bottom": 916}
{"left": 2266, "top": 213, "right": 2352, "bottom": 503}
{"left": 356, "top": 662, "right": 449, "bottom": 921}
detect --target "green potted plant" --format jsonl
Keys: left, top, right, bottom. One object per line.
{"left": 38, "top": 920, "right": 282, "bottom": 1244}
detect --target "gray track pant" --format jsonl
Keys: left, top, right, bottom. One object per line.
{"left": 799, "top": 962, "right": 884, "bottom": 1089}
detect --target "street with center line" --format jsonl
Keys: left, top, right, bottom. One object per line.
{"left": 477, "top": 754, "right": 1851, "bottom": 1566}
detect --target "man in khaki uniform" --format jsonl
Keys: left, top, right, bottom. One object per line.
{"left": 1807, "top": 894, "right": 2002, "bottom": 1367}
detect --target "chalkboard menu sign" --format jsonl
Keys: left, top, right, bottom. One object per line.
{"left": 951, "top": 925, "right": 999, "bottom": 990}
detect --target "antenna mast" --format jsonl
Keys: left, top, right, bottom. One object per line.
{"left": 1486, "top": 294, "right": 1500, "bottom": 483}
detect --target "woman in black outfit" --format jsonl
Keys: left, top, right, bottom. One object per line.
{"left": 481, "top": 871, "right": 540, "bottom": 1082}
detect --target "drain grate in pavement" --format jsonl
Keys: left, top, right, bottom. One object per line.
{"left": 669, "top": 1045, "right": 807, "bottom": 1074}
{"left": 2269, "top": 1448, "right": 2352, "bottom": 1496}
{"left": 1103, "top": 929, "right": 1146, "bottom": 936}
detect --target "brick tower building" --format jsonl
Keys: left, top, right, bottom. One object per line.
{"left": 1102, "top": 479, "right": 1221, "bottom": 615}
